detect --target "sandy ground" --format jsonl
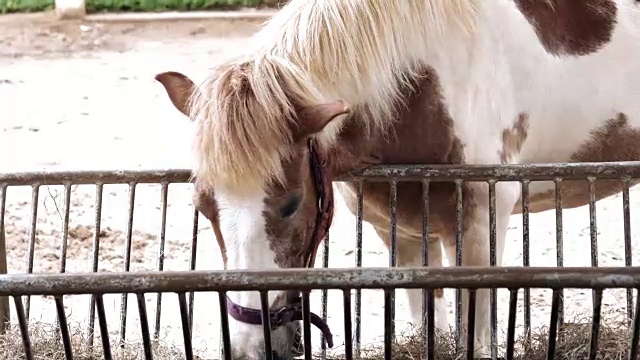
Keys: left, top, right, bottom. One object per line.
{"left": 1, "top": 11, "right": 640, "bottom": 359}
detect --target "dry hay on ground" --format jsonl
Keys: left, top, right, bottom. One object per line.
{"left": 0, "top": 313, "right": 634, "bottom": 360}
{"left": 326, "top": 314, "right": 634, "bottom": 360}
{"left": 0, "top": 321, "right": 193, "bottom": 360}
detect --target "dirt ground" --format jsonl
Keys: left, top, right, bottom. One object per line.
{"left": 1, "top": 11, "right": 639, "bottom": 359}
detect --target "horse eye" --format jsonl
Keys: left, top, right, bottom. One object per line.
{"left": 279, "top": 195, "right": 301, "bottom": 218}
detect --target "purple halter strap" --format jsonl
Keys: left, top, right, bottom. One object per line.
{"left": 224, "top": 139, "right": 335, "bottom": 349}
{"left": 225, "top": 295, "right": 334, "bottom": 348}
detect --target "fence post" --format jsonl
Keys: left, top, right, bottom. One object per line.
{"left": 54, "top": 0, "right": 86, "bottom": 20}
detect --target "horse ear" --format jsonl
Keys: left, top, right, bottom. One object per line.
{"left": 294, "top": 100, "right": 350, "bottom": 142}
{"left": 155, "top": 71, "right": 197, "bottom": 119}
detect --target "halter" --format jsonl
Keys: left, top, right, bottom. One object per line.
{"left": 225, "top": 138, "right": 335, "bottom": 349}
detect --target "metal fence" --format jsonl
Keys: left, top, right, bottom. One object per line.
{"left": 1, "top": 161, "right": 640, "bottom": 360}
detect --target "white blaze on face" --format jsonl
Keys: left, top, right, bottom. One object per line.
{"left": 215, "top": 187, "right": 288, "bottom": 358}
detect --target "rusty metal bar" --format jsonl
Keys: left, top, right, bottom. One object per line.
{"left": 14, "top": 295, "right": 32, "bottom": 360}
{"left": 353, "top": 180, "right": 363, "bottom": 358}
{"left": 520, "top": 179, "right": 531, "bottom": 346}
{"left": 188, "top": 206, "right": 199, "bottom": 335}
{"left": 24, "top": 184, "right": 40, "bottom": 320}
{"left": 2, "top": 267, "right": 640, "bottom": 296}
{"left": 0, "top": 184, "right": 9, "bottom": 334}
{"left": 177, "top": 292, "right": 194, "bottom": 360}
{"left": 218, "top": 291, "right": 232, "bottom": 360}
{"left": 454, "top": 179, "right": 463, "bottom": 349}
{"left": 421, "top": 180, "right": 435, "bottom": 360}
{"left": 87, "top": 183, "right": 104, "bottom": 350}
{"left": 2, "top": 161, "right": 640, "bottom": 187}
{"left": 54, "top": 295, "right": 73, "bottom": 359}
{"left": 505, "top": 289, "right": 518, "bottom": 360}
{"left": 259, "top": 291, "right": 274, "bottom": 359}
{"left": 0, "top": 169, "right": 192, "bottom": 186}
{"left": 622, "top": 178, "right": 634, "bottom": 326}
{"left": 136, "top": 293, "right": 153, "bottom": 360}
{"left": 488, "top": 179, "right": 498, "bottom": 360}
{"left": 302, "top": 290, "right": 313, "bottom": 360}
{"left": 348, "top": 161, "right": 640, "bottom": 181}
{"left": 386, "top": 179, "right": 398, "bottom": 354}
{"left": 119, "top": 182, "right": 137, "bottom": 346}
{"left": 320, "top": 232, "right": 330, "bottom": 357}
{"left": 554, "top": 179, "right": 565, "bottom": 330}
{"left": 52, "top": 184, "right": 72, "bottom": 343}
{"left": 154, "top": 182, "right": 170, "bottom": 340}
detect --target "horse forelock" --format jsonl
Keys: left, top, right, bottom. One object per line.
{"left": 188, "top": 57, "right": 325, "bottom": 195}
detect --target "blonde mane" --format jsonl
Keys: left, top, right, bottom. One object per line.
{"left": 189, "top": 0, "right": 482, "bottom": 193}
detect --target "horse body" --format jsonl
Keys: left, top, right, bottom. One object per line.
{"left": 155, "top": 0, "right": 640, "bottom": 358}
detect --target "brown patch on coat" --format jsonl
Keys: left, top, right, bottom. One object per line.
{"left": 500, "top": 113, "right": 529, "bottom": 164}
{"left": 513, "top": 113, "right": 640, "bottom": 213}
{"left": 192, "top": 183, "right": 228, "bottom": 267}
{"left": 335, "top": 66, "right": 467, "bottom": 262}
{"left": 515, "top": 0, "right": 617, "bottom": 56}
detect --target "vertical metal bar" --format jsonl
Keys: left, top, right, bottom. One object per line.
{"left": 320, "top": 232, "right": 330, "bottom": 358}
{"left": 465, "top": 289, "right": 477, "bottom": 360}
{"left": 302, "top": 291, "right": 313, "bottom": 360}
{"left": 95, "top": 294, "right": 113, "bottom": 360}
{"left": 57, "top": 184, "right": 72, "bottom": 273}
{"left": 136, "top": 293, "right": 154, "bottom": 360}
{"left": 623, "top": 178, "right": 634, "bottom": 326}
{"left": 628, "top": 288, "right": 640, "bottom": 360}
{"left": 546, "top": 289, "right": 562, "bottom": 360}
{"left": 119, "top": 182, "right": 137, "bottom": 346}
{"left": 218, "top": 291, "right": 232, "bottom": 360}
{"left": 260, "top": 291, "right": 274, "bottom": 360}
{"left": 588, "top": 290, "right": 603, "bottom": 360}
{"left": 14, "top": 296, "right": 33, "bottom": 360}
{"left": 354, "top": 181, "right": 363, "bottom": 358}
{"left": 421, "top": 180, "right": 435, "bottom": 360}
{"left": 521, "top": 180, "right": 531, "bottom": 347}
{"left": 383, "top": 288, "right": 394, "bottom": 360}
{"left": 55, "top": 296, "right": 74, "bottom": 360}
{"left": 343, "top": 289, "right": 353, "bottom": 360}
{"left": 178, "top": 292, "right": 194, "bottom": 360}
{"left": 488, "top": 180, "right": 498, "bottom": 360}
{"left": 154, "top": 182, "right": 169, "bottom": 339}
{"left": 0, "top": 184, "right": 9, "bottom": 334}
{"left": 588, "top": 178, "right": 598, "bottom": 270}
{"left": 53, "top": 184, "right": 72, "bottom": 343}
{"left": 455, "top": 179, "right": 463, "bottom": 348}
{"left": 188, "top": 206, "right": 199, "bottom": 335}
{"left": 554, "top": 179, "right": 565, "bottom": 329}
{"left": 505, "top": 289, "right": 518, "bottom": 360}
{"left": 25, "top": 184, "right": 40, "bottom": 320}
{"left": 587, "top": 177, "right": 600, "bottom": 345}
{"left": 388, "top": 179, "right": 397, "bottom": 343}
{"left": 87, "top": 183, "right": 104, "bottom": 350}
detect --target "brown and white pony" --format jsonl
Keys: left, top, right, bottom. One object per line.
{"left": 155, "top": 0, "right": 640, "bottom": 358}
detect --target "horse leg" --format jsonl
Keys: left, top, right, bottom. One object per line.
{"left": 396, "top": 236, "right": 450, "bottom": 333}
{"left": 445, "top": 181, "right": 518, "bottom": 358}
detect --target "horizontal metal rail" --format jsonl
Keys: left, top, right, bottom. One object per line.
{"left": 0, "top": 169, "right": 192, "bottom": 185}
{"left": 2, "top": 160, "right": 640, "bottom": 186}
{"left": 1, "top": 267, "right": 639, "bottom": 296}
